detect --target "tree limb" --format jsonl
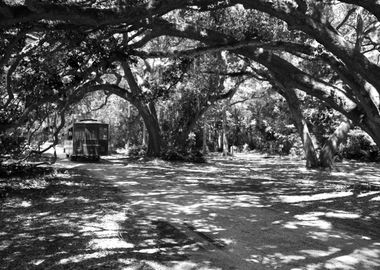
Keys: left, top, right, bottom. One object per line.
{"left": 336, "top": 7, "right": 356, "bottom": 31}
{"left": 338, "top": 0, "right": 380, "bottom": 22}
{"left": 91, "top": 92, "right": 111, "bottom": 111}
{"left": 131, "top": 39, "right": 316, "bottom": 59}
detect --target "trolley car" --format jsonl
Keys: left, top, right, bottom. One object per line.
{"left": 63, "top": 119, "right": 108, "bottom": 161}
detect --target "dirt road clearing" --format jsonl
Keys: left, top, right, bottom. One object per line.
{"left": 76, "top": 153, "right": 380, "bottom": 270}
{"left": 1, "top": 152, "right": 380, "bottom": 269}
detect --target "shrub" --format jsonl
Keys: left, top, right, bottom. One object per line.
{"left": 162, "top": 148, "right": 206, "bottom": 163}
{"left": 0, "top": 164, "right": 54, "bottom": 178}
{"left": 126, "top": 145, "right": 147, "bottom": 158}
{"left": 341, "top": 130, "right": 379, "bottom": 161}
{"left": 0, "top": 134, "right": 29, "bottom": 165}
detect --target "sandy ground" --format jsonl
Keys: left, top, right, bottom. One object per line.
{"left": 1, "top": 149, "right": 380, "bottom": 269}
{"left": 65, "top": 151, "right": 380, "bottom": 269}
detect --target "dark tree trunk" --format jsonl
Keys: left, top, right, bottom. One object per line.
{"left": 359, "top": 117, "right": 380, "bottom": 149}
{"left": 280, "top": 89, "right": 319, "bottom": 168}
{"left": 222, "top": 100, "right": 229, "bottom": 156}
{"left": 320, "top": 121, "right": 352, "bottom": 168}
{"left": 173, "top": 108, "right": 207, "bottom": 150}
{"left": 302, "top": 121, "right": 319, "bottom": 168}
{"left": 202, "top": 122, "right": 208, "bottom": 154}
{"left": 146, "top": 123, "right": 161, "bottom": 157}
{"left": 174, "top": 127, "right": 191, "bottom": 151}
{"left": 137, "top": 102, "right": 161, "bottom": 157}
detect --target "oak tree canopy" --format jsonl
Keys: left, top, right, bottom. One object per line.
{"left": 1, "top": 0, "right": 380, "bottom": 166}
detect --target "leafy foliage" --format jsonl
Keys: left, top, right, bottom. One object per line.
{"left": 341, "top": 129, "right": 380, "bottom": 161}
{"left": 2, "top": 0, "right": 380, "bottom": 166}
{"left": 161, "top": 149, "right": 206, "bottom": 163}
{"left": 0, "top": 134, "right": 27, "bottom": 162}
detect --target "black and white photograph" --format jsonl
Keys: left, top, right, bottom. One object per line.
{"left": 1, "top": 0, "right": 380, "bottom": 269}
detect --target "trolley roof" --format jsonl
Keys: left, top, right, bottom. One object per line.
{"left": 67, "top": 119, "right": 108, "bottom": 129}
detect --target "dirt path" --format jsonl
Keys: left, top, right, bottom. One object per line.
{"left": 1, "top": 152, "right": 380, "bottom": 269}
{"left": 72, "top": 153, "right": 380, "bottom": 270}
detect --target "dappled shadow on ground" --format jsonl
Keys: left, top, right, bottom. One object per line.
{"left": 79, "top": 153, "right": 380, "bottom": 270}
{"left": 0, "top": 169, "right": 219, "bottom": 270}
{"left": 1, "top": 153, "right": 380, "bottom": 269}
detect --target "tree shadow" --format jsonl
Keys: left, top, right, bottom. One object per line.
{"left": 2, "top": 153, "right": 380, "bottom": 269}
{"left": 86, "top": 153, "right": 380, "bottom": 269}
{"left": 0, "top": 169, "right": 215, "bottom": 270}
